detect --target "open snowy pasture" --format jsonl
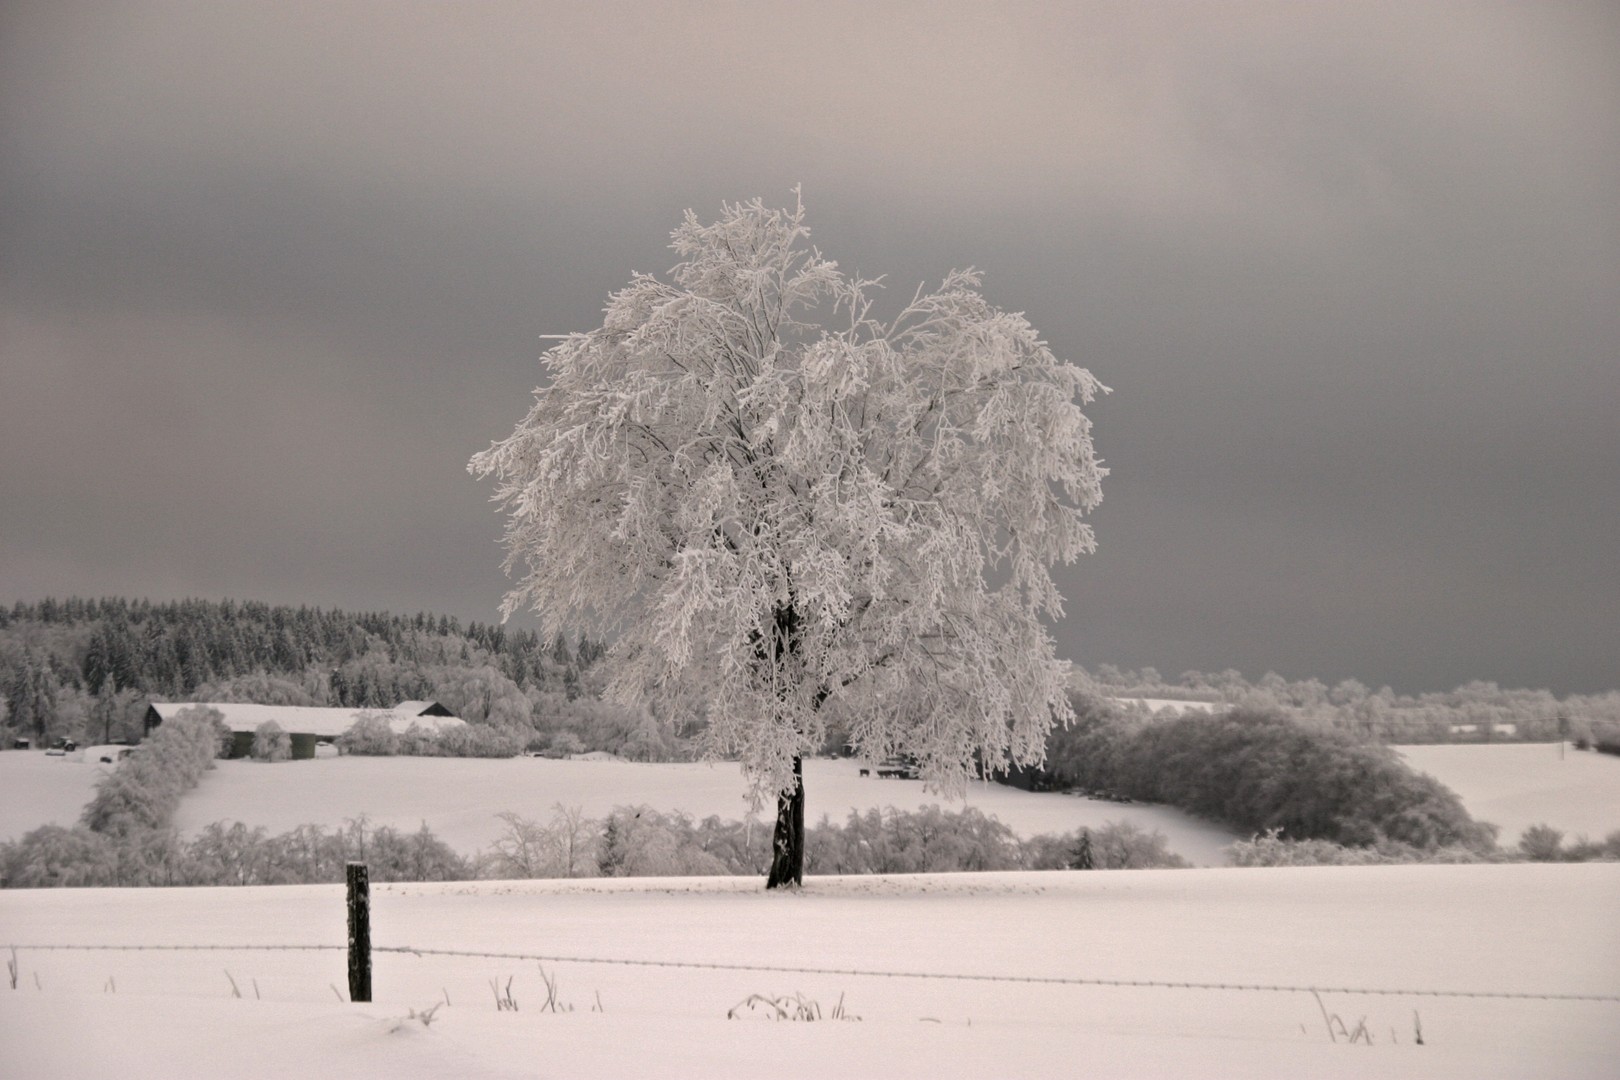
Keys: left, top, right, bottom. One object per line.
{"left": 163, "top": 755, "right": 1240, "bottom": 865}
{"left": 3, "top": 864, "right": 1617, "bottom": 1079}
{"left": 1397, "top": 744, "right": 1620, "bottom": 844}
{"left": 0, "top": 750, "right": 111, "bottom": 842}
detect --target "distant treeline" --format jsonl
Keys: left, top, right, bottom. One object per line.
{"left": 0, "top": 597, "right": 677, "bottom": 760}
{"left": 3, "top": 597, "right": 1618, "bottom": 758}
{"left": 1080, "top": 664, "right": 1620, "bottom": 744}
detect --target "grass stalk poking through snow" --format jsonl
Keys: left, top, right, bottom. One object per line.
{"left": 728, "top": 991, "right": 859, "bottom": 1021}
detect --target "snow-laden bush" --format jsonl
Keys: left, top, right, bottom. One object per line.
{"left": 1226, "top": 829, "right": 1499, "bottom": 867}
{"left": 337, "top": 712, "right": 399, "bottom": 755}
{"left": 80, "top": 705, "right": 224, "bottom": 837}
{"left": 483, "top": 806, "right": 600, "bottom": 879}
{"left": 1021, "top": 821, "right": 1190, "bottom": 870}
{"left": 807, "top": 805, "right": 1026, "bottom": 875}
{"left": 251, "top": 720, "right": 291, "bottom": 762}
{"left": 431, "top": 723, "right": 525, "bottom": 758}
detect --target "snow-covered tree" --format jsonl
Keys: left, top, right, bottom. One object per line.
{"left": 470, "top": 195, "right": 1108, "bottom": 886}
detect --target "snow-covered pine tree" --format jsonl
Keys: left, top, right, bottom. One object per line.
{"left": 471, "top": 195, "right": 1108, "bottom": 887}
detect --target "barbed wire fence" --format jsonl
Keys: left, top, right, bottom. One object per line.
{"left": 8, "top": 863, "right": 1620, "bottom": 1006}
{"left": 9, "top": 943, "right": 1620, "bottom": 1005}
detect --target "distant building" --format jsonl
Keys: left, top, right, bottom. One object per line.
{"left": 394, "top": 700, "right": 457, "bottom": 719}
{"left": 143, "top": 700, "right": 465, "bottom": 759}
{"left": 1107, "top": 697, "right": 1222, "bottom": 716}
{"left": 1446, "top": 722, "right": 1518, "bottom": 739}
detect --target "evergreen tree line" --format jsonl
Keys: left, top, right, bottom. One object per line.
{"left": 0, "top": 597, "right": 633, "bottom": 755}
{"left": 1034, "top": 696, "right": 1499, "bottom": 850}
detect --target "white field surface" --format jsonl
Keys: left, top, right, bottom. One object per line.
{"left": 158, "top": 755, "right": 1241, "bottom": 866}
{"left": 1397, "top": 744, "right": 1620, "bottom": 845}
{"left": 3, "top": 865, "right": 1617, "bottom": 1079}
{"left": 0, "top": 748, "right": 118, "bottom": 841}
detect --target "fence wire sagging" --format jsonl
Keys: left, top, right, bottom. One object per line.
{"left": 8, "top": 941, "right": 1620, "bottom": 1004}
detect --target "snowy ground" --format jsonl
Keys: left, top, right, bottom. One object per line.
{"left": 159, "top": 755, "right": 1240, "bottom": 865}
{"left": 3, "top": 864, "right": 1617, "bottom": 1078}
{"left": 0, "top": 749, "right": 111, "bottom": 841}
{"left": 1397, "top": 744, "right": 1620, "bottom": 844}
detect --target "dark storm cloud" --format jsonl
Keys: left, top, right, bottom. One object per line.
{"left": 2, "top": 2, "right": 1616, "bottom": 692}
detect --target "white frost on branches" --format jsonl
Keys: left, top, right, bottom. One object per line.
{"left": 470, "top": 195, "right": 1108, "bottom": 802}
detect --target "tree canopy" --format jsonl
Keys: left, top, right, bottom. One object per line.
{"left": 471, "top": 196, "right": 1108, "bottom": 882}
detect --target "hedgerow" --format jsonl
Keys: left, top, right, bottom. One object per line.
{"left": 1040, "top": 698, "right": 1496, "bottom": 850}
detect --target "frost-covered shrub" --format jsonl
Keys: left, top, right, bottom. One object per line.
{"left": 1518, "top": 823, "right": 1565, "bottom": 862}
{"left": 807, "top": 805, "right": 1025, "bottom": 875}
{"left": 1226, "top": 829, "right": 1498, "bottom": 867}
{"left": 395, "top": 722, "right": 441, "bottom": 756}
{"left": 1506, "top": 825, "right": 1619, "bottom": 863}
{"left": 0, "top": 826, "right": 121, "bottom": 887}
{"left": 597, "top": 806, "right": 730, "bottom": 877}
{"left": 337, "top": 712, "right": 399, "bottom": 756}
{"left": 1022, "top": 821, "right": 1188, "bottom": 870}
{"left": 80, "top": 706, "right": 223, "bottom": 836}
{"left": 432, "top": 723, "right": 525, "bottom": 758}
{"left": 482, "top": 806, "right": 602, "bottom": 879}
{"left": 360, "top": 822, "right": 472, "bottom": 882}
{"left": 546, "top": 730, "right": 587, "bottom": 757}
{"left": 1085, "top": 821, "right": 1190, "bottom": 869}
{"left": 251, "top": 720, "right": 291, "bottom": 762}
{"left": 1559, "top": 833, "right": 1620, "bottom": 863}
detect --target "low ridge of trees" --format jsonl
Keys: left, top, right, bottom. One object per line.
{"left": 0, "top": 597, "right": 645, "bottom": 758}
{"left": 1035, "top": 696, "right": 1498, "bottom": 850}
{"left": 1, "top": 800, "right": 1186, "bottom": 888}
{"left": 3, "top": 597, "right": 1614, "bottom": 760}
{"left": 1081, "top": 665, "right": 1620, "bottom": 744}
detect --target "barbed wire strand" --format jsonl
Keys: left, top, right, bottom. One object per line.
{"left": 9, "top": 942, "right": 1618, "bottom": 1003}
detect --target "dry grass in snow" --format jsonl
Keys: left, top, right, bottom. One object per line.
{"left": 2, "top": 864, "right": 1617, "bottom": 1079}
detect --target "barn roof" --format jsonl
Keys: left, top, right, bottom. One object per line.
{"left": 393, "top": 700, "right": 454, "bottom": 717}
{"left": 146, "top": 702, "right": 466, "bottom": 739}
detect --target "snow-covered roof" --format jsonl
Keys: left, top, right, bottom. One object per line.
{"left": 394, "top": 701, "right": 434, "bottom": 716}
{"left": 1107, "top": 697, "right": 1222, "bottom": 716}
{"left": 147, "top": 702, "right": 466, "bottom": 739}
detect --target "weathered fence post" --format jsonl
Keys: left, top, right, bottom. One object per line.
{"left": 346, "top": 862, "right": 371, "bottom": 1003}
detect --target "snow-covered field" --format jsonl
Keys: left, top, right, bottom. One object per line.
{"left": 1397, "top": 744, "right": 1620, "bottom": 844}
{"left": 0, "top": 749, "right": 110, "bottom": 841}
{"left": 156, "top": 755, "right": 1240, "bottom": 865}
{"left": 3, "top": 864, "right": 1617, "bottom": 1079}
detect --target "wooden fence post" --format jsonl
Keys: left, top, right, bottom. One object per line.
{"left": 346, "top": 862, "right": 371, "bottom": 1003}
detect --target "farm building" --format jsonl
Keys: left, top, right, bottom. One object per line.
{"left": 143, "top": 701, "right": 465, "bottom": 759}
{"left": 1447, "top": 722, "right": 1519, "bottom": 738}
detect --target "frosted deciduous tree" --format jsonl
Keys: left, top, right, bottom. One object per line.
{"left": 470, "top": 196, "right": 1107, "bottom": 887}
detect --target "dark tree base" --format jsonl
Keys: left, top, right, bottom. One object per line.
{"left": 765, "top": 756, "right": 805, "bottom": 889}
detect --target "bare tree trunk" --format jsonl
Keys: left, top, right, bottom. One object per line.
{"left": 765, "top": 755, "right": 804, "bottom": 889}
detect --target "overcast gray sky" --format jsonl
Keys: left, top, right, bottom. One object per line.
{"left": 2, "top": 1, "right": 1616, "bottom": 694}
